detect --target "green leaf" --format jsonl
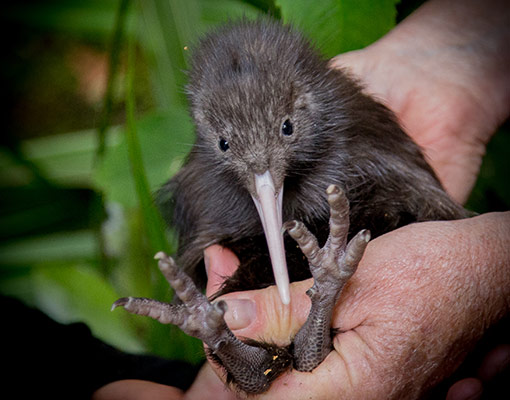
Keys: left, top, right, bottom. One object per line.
{"left": 199, "top": 0, "right": 262, "bottom": 27}
{"left": 137, "top": 0, "right": 199, "bottom": 110}
{"left": 124, "top": 28, "right": 169, "bottom": 255}
{"left": 13, "top": 127, "right": 122, "bottom": 188}
{"left": 137, "top": 0, "right": 262, "bottom": 111}
{"left": 32, "top": 262, "right": 145, "bottom": 353}
{"left": 4, "top": 0, "right": 133, "bottom": 41}
{"left": 276, "top": 0, "right": 398, "bottom": 56}
{"left": 96, "top": 0, "right": 131, "bottom": 161}
{"left": 0, "top": 230, "right": 97, "bottom": 266}
{"left": 93, "top": 111, "right": 193, "bottom": 208}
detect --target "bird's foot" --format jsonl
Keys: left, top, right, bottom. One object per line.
{"left": 112, "top": 252, "right": 292, "bottom": 394}
{"left": 285, "top": 184, "right": 370, "bottom": 371}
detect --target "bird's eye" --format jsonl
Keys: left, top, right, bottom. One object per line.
{"left": 218, "top": 138, "right": 230, "bottom": 152}
{"left": 282, "top": 119, "right": 293, "bottom": 136}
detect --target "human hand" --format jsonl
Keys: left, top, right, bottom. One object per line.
{"left": 330, "top": 0, "right": 510, "bottom": 204}
{"left": 445, "top": 343, "right": 510, "bottom": 400}
{"left": 329, "top": 2, "right": 510, "bottom": 396}
{"left": 92, "top": 379, "right": 185, "bottom": 400}
{"left": 92, "top": 358, "right": 238, "bottom": 400}
{"left": 199, "top": 212, "right": 509, "bottom": 399}
{"left": 331, "top": 43, "right": 486, "bottom": 205}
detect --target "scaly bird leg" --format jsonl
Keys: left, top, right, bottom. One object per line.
{"left": 112, "top": 252, "right": 292, "bottom": 393}
{"left": 285, "top": 184, "right": 370, "bottom": 371}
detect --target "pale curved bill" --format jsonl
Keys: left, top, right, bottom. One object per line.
{"left": 251, "top": 170, "right": 290, "bottom": 305}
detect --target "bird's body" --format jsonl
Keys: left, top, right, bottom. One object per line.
{"left": 117, "top": 18, "right": 468, "bottom": 394}
{"left": 159, "top": 19, "right": 466, "bottom": 296}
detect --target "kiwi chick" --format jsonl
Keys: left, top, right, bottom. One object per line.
{"left": 114, "top": 18, "right": 467, "bottom": 394}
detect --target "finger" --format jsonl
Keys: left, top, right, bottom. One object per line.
{"left": 184, "top": 364, "right": 238, "bottom": 400}
{"left": 92, "top": 380, "right": 184, "bottom": 400}
{"left": 204, "top": 245, "right": 240, "bottom": 297}
{"left": 478, "top": 344, "right": 510, "bottom": 382}
{"left": 218, "top": 279, "right": 313, "bottom": 345}
{"left": 446, "top": 378, "right": 483, "bottom": 400}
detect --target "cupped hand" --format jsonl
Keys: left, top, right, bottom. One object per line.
{"left": 196, "top": 212, "right": 510, "bottom": 399}
{"left": 330, "top": 0, "right": 510, "bottom": 205}
{"left": 331, "top": 44, "right": 490, "bottom": 206}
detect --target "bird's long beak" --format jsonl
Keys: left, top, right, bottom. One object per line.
{"left": 251, "top": 170, "right": 290, "bottom": 305}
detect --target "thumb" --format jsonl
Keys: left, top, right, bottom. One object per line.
{"left": 220, "top": 279, "right": 312, "bottom": 346}
{"left": 203, "top": 244, "right": 312, "bottom": 343}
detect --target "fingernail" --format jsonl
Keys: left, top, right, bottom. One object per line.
{"left": 223, "top": 299, "right": 256, "bottom": 330}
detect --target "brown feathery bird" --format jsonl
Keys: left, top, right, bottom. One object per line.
{"left": 113, "top": 18, "right": 467, "bottom": 393}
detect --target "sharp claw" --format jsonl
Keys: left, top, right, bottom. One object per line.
{"left": 154, "top": 251, "right": 167, "bottom": 260}
{"left": 326, "top": 184, "right": 341, "bottom": 195}
{"left": 111, "top": 297, "right": 130, "bottom": 311}
{"left": 282, "top": 220, "right": 298, "bottom": 233}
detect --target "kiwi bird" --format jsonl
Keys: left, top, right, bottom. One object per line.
{"left": 113, "top": 18, "right": 467, "bottom": 393}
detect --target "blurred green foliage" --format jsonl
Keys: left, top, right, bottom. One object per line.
{"left": 0, "top": 0, "right": 507, "bottom": 365}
